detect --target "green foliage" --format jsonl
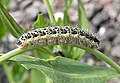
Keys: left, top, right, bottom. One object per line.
{"left": 11, "top": 63, "right": 28, "bottom": 83}
{"left": 0, "top": 19, "right": 7, "bottom": 40}
{"left": 56, "top": 17, "right": 63, "bottom": 25}
{"left": 33, "top": 46, "right": 54, "bottom": 59}
{"left": 43, "top": 0, "right": 56, "bottom": 25}
{"left": 31, "top": 69, "right": 51, "bottom": 83}
{"left": 78, "top": 0, "right": 88, "bottom": 30}
{"left": 33, "top": 14, "right": 45, "bottom": 28}
{"left": 2, "top": 63, "right": 14, "bottom": 83}
{"left": 10, "top": 55, "right": 120, "bottom": 83}
{"left": 0, "top": 0, "right": 120, "bottom": 83}
{"left": 2, "top": 62, "right": 28, "bottom": 83}
{"left": 0, "top": 0, "right": 10, "bottom": 9}
{"left": 63, "top": 0, "right": 72, "bottom": 25}
{"left": 0, "top": 3, "right": 23, "bottom": 38}
{"left": 60, "top": 46, "right": 85, "bottom": 59}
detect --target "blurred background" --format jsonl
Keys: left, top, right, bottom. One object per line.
{"left": 0, "top": 0, "right": 120, "bottom": 83}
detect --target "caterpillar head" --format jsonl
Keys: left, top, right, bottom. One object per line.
{"left": 16, "top": 34, "right": 28, "bottom": 48}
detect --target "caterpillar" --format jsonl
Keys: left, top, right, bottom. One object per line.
{"left": 16, "top": 25, "right": 100, "bottom": 48}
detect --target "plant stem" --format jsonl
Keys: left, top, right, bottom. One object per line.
{"left": 78, "top": 45, "right": 120, "bottom": 73}
{"left": 0, "top": 47, "right": 33, "bottom": 64}
{"left": 43, "top": 0, "right": 56, "bottom": 25}
{"left": 0, "top": 44, "right": 120, "bottom": 73}
{"left": 93, "top": 49, "right": 120, "bottom": 72}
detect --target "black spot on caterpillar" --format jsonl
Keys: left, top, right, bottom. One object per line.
{"left": 16, "top": 25, "right": 100, "bottom": 48}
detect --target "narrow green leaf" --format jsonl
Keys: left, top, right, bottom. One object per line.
{"left": 78, "top": 0, "right": 88, "bottom": 31}
{"left": 10, "top": 55, "right": 120, "bottom": 83}
{"left": 43, "top": 0, "right": 56, "bottom": 25}
{"left": 0, "top": 3, "right": 23, "bottom": 38}
{"left": 63, "top": 11, "right": 70, "bottom": 25}
{"left": 63, "top": 0, "right": 72, "bottom": 25}
{"left": 0, "top": 19, "right": 7, "bottom": 40}
{"left": 33, "top": 14, "right": 45, "bottom": 28}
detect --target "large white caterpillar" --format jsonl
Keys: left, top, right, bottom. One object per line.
{"left": 16, "top": 25, "right": 100, "bottom": 48}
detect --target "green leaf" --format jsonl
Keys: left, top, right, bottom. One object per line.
{"left": 56, "top": 17, "right": 63, "bottom": 25}
{"left": 2, "top": 62, "right": 28, "bottom": 83}
{"left": 78, "top": 0, "right": 88, "bottom": 31}
{"left": 0, "top": 19, "right": 7, "bottom": 40}
{"left": 55, "top": 45, "right": 84, "bottom": 59}
{"left": 66, "top": 46, "right": 85, "bottom": 59}
{"left": 10, "top": 55, "right": 120, "bottom": 83}
{"left": 12, "top": 63, "right": 28, "bottom": 83}
{"left": 0, "top": 0, "right": 10, "bottom": 9}
{"left": 43, "top": 0, "right": 56, "bottom": 25}
{"left": 0, "top": 3, "right": 23, "bottom": 38}
{"left": 31, "top": 69, "right": 51, "bottom": 83}
{"left": 33, "top": 14, "right": 45, "bottom": 28}
{"left": 63, "top": 11, "right": 70, "bottom": 25}
{"left": 63, "top": 0, "right": 72, "bottom": 25}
